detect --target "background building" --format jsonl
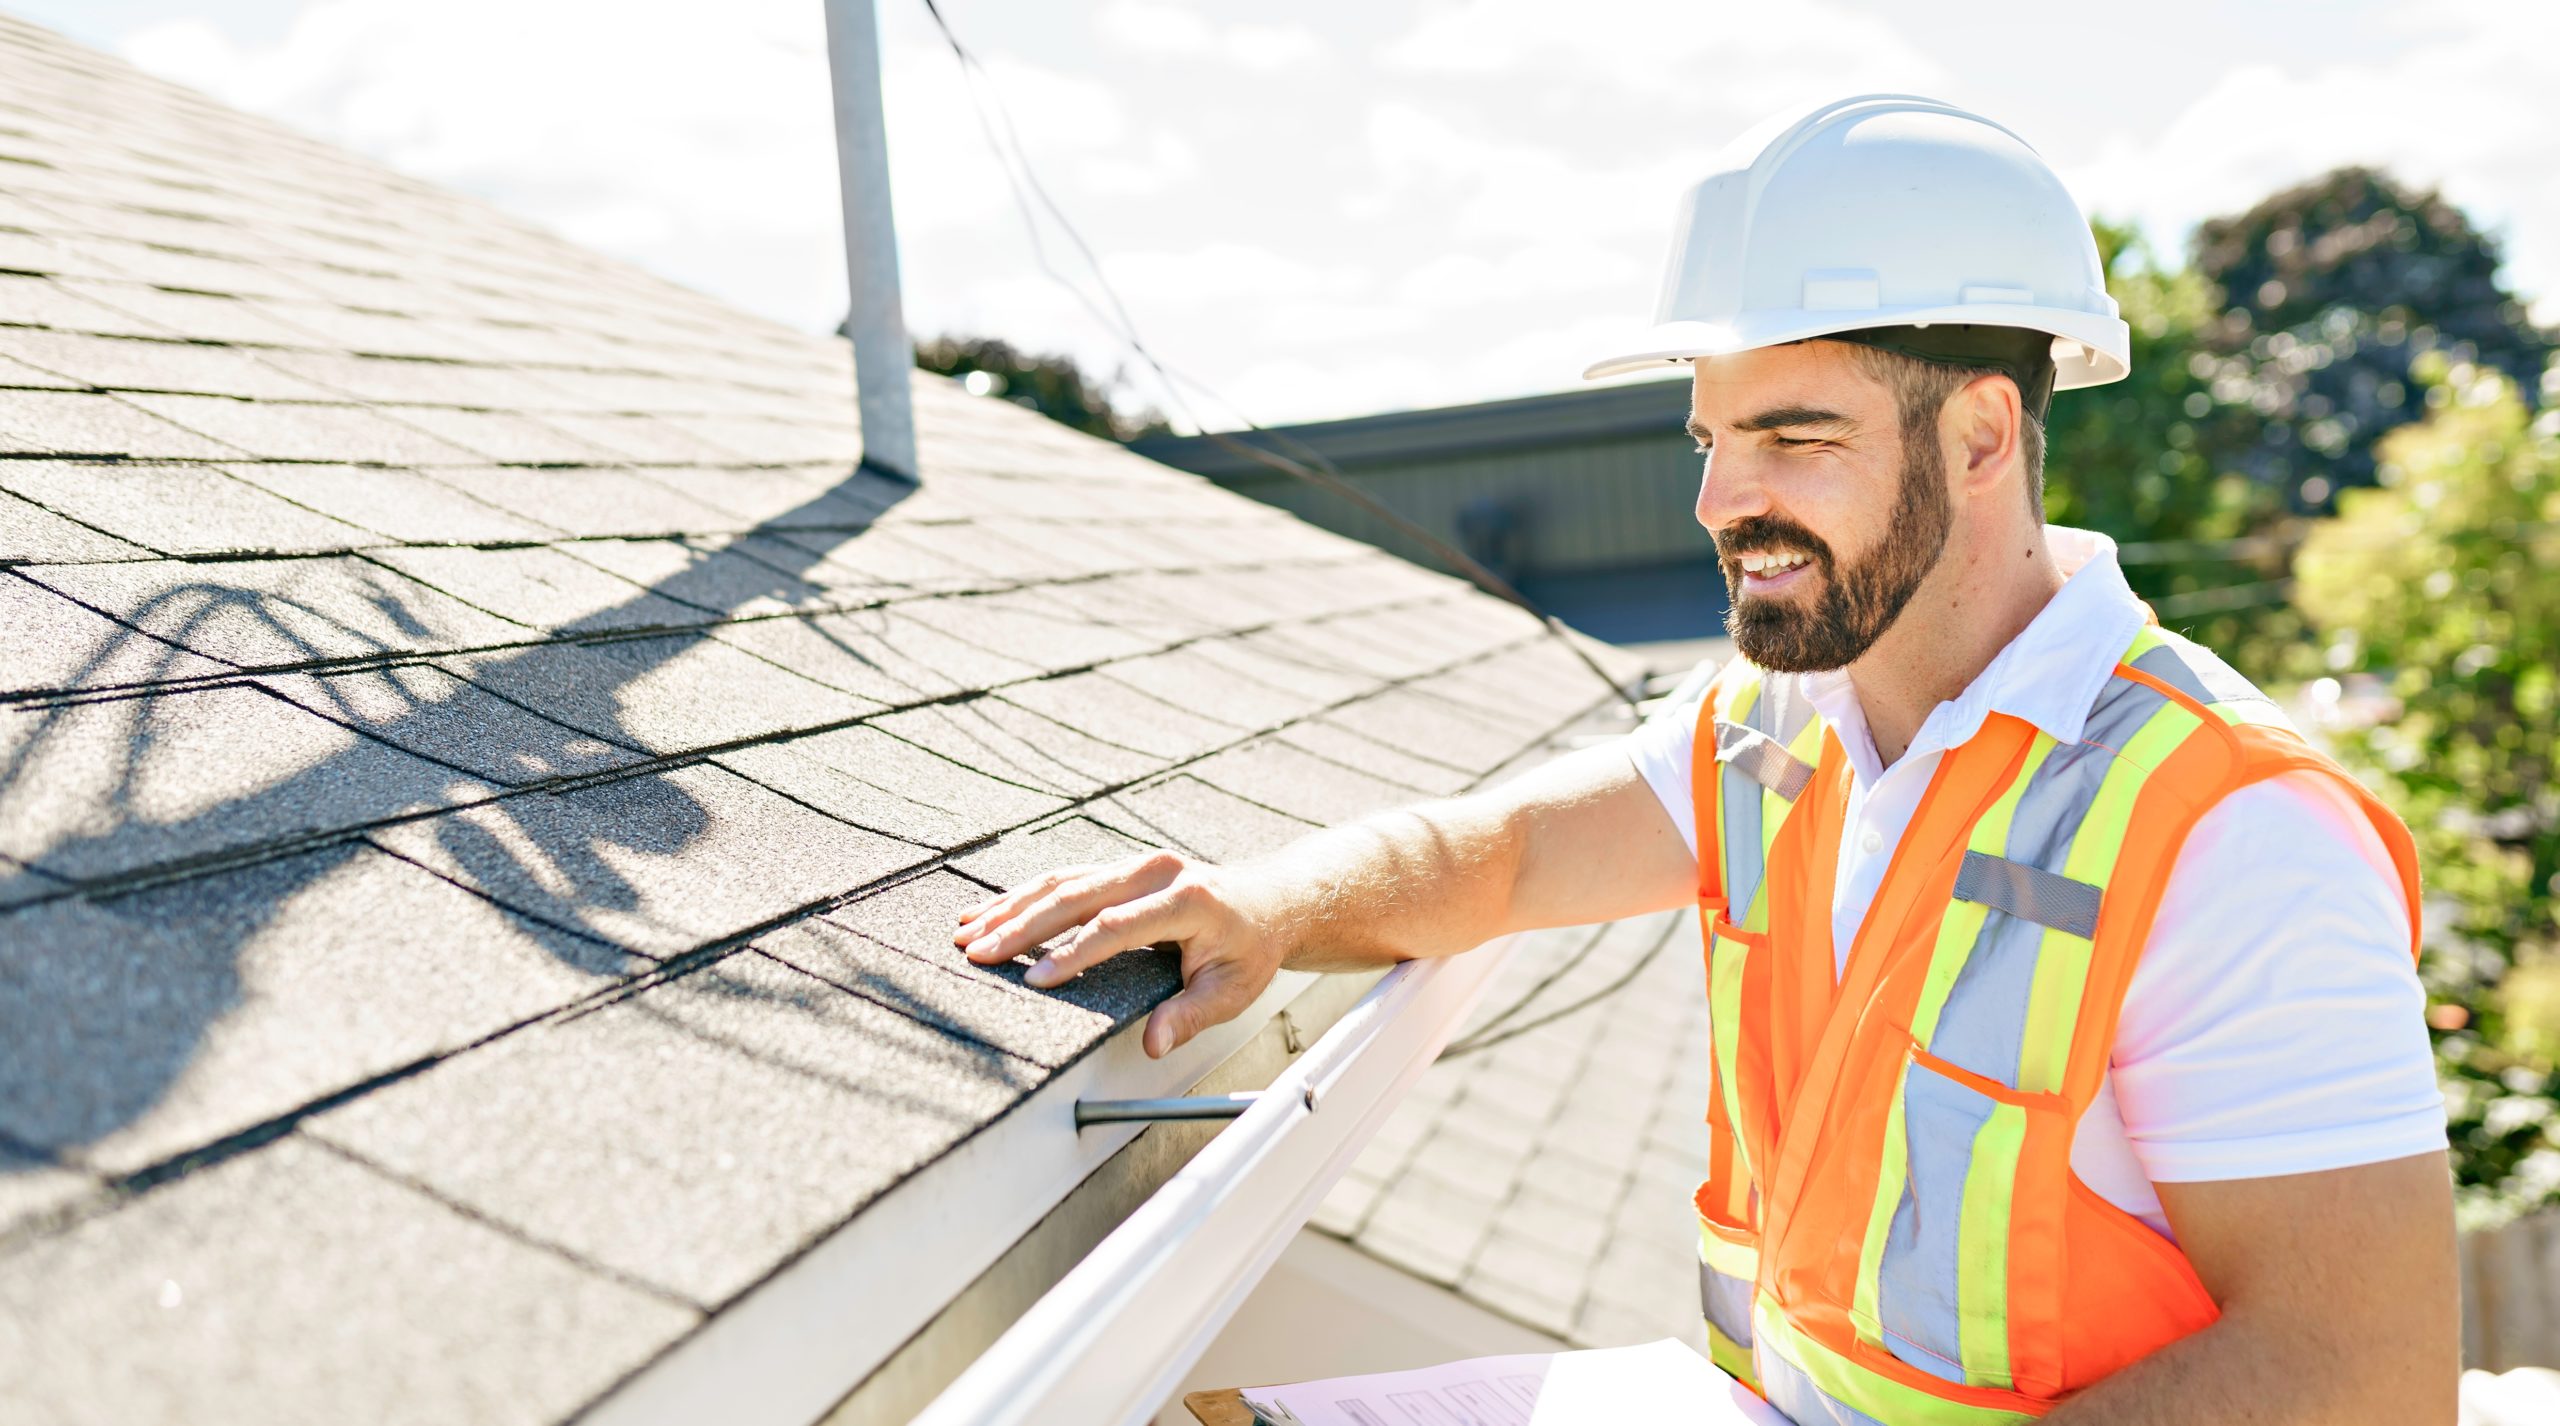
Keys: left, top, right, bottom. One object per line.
{"left": 1134, "top": 381, "right": 1728, "bottom": 649}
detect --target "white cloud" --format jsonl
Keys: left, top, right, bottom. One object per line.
{"left": 118, "top": 0, "right": 1186, "bottom": 335}
{"left": 1380, "top": 0, "right": 1943, "bottom": 113}
{"left": 1095, "top": 2, "right": 1325, "bottom": 71}
{"left": 2056, "top": 0, "right": 2560, "bottom": 320}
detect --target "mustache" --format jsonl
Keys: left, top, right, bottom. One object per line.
{"left": 1712, "top": 515, "right": 1835, "bottom": 572}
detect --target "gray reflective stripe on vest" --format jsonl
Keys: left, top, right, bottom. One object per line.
{"left": 1757, "top": 1340, "right": 1893, "bottom": 1426}
{"left": 1925, "top": 676, "right": 2162, "bottom": 1089}
{"left": 1954, "top": 851, "right": 2101, "bottom": 938}
{"left": 1718, "top": 671, "right": 1821, "bottom": 921}
{"left": 2133, "top": 637, "right": 2279, "bottom": 717}
{"left": 1877, "top": 1057, "right": 1995, "bottom": 1387}
{"left": 1700, "top": 1261, "right": 1756, "bottom": 1349}
{"left": 1718, "top": 720, "right": 1816, "bottom": 801}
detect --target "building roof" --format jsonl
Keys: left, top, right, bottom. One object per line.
{"left": 0, "top": 15, "right": 1634, "bottom": 1421}
{"left": 1312, "top": 900, "right": 1719, "bottom": 1355}
{"left": 1129, "top": 379, "right": 1692, "bottom": 481}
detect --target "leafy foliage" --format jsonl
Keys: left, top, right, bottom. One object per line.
{"left": 2193, "top": 168, "right": 2553, "bottom": 513}
{"left": 2043, "top": 220, "right": 2306, "bottom": 677}
{"left": 912, "top": 334, "right": 1169, "bottom": 442}
{"left": 2295, "top": 361, "right": 2560, "bottom": 1218}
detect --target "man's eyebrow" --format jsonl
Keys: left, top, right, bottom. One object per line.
{"left": 1686, "top": 406, "right": 1859, "bottom": 444}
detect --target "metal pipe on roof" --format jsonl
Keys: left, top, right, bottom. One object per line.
{"left": 823, "top": 0, "right": 918, "bottom": 480}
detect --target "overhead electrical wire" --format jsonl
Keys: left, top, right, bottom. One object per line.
{"left": 913, "top": 0, "right": 1643, "bottom": 716}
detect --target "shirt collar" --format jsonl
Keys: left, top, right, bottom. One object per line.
{"left": 1798, "top": 524, "right": 2148, "bottom": 785}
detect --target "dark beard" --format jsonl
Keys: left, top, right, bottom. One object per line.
{"left": 1714, "top": 434, "right": 1952, "bottom": 673}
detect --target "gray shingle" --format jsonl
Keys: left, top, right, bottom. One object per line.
{"left": 1096, "top": 775, "right": 1319, "bottom": 863}
{"left": 0, "top": 487, "right": 148, "bottom": 564}
{"left": 0, "top": 387, "right": 245, "bottom": 458}
{"left": 0, "top": 327, "right": 342, "bottom": 400}
{"left": 0, "top": 681, "right": 495, "bottom": 887}
{"left": 306, "top": 950, "right": 1043, "bottom": 1306}
{"left": 252, "top": 348, "right": 558, "bottom": 408}
{"left": 219, "top": 461, "right": 556, "bottom": 545}
{"left": 949, "top": 814, "right": 1164, "bottom": 890}
{"left": 996, "top": 669, "right": 1247, "bottom": 765}
{"left": 27, "top": 556, "right": 530, "bottom": 667}
{"left": 714, "top": 723, "right": 1063, "bottom": 848}
{"left": 814, "top": 866, "right": 1178, "bottom": 1045}
{"left": 0, "top": 349, "right": 82, "bottom": 390}
{"left": 0, "top": 845, "right": 637, "bottom": 1173}
{"left": 754, "top": 520, "right": 982, "bottom": 593}
{"left": 261, "top": 663, "right": 644, "bottom": 788}
{"left": 1273, "top": 717, "right": 1480, "bottom": 796}
{"left": 528, "top": 412, "right": 758, "bottom": 465}
{"left": 364, "top": 545, "right": 708, "bottom": 634}
{"left": 0, "top": 271, "right": 178, "bottom": 338}
{"left": 368, "top": 762, "right": 926, "bottom": 956}
{"left": 0, "top": 1139, "right": 97, "bottom": 1237}
{"left": 114, "top": 394, "right": 485, "bottom": 465}
{"left": 755, "top": 912, "right": 1108, "bottom": 1070}
{"left": 897, "top": 693, "right": 1172, "bottom": 794}
{"left": 408, "top": 464, "right": 744, "bottom": 537}
{"left": 377, "top": 405, "right": 616, "bottom": 464}
{"left": 0, "top": 1137, "right": 700, "bottom": 1426}
{"left": 0, "top": 850, "right": 67, "bottom": 908}
{"left": 643, "top": 464, "right": 913, "bottom": 533}
{"left": 0, "top": 573, "right": 226, "bottom": 697}
{"left": 0, "top": 460, "right": 372, "bottom": 556}
{"left": 558, "top": 536, "right": 834, "bottom": 618}
{"left": 901, "top": 588, "right": 1162, "bottom": 677}
{"left": 707, "top": 604, "right": 1033, "bottom": 707}
{"left": 52, "top": 280, "right": 336, "bottom": 347}
{"left": 1187, "top": 738, "right": 1428, "bottom": 825}
{"left": 444, "top": 632, "right": 869, "bottom": 755}
{"left": 1323, "top": 686, "right": 1544, "bottom": 777}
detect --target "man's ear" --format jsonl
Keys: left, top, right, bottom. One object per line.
{"left": 1952, "top": 373, "right": 2019, "bottom": 496}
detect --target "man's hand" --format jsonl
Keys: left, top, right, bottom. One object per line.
{"left": 955, "top": 850, "right": 1286, "bottom": 1060}
{"left": 952, "top": 741, "right": 1697, "bottom": 1061}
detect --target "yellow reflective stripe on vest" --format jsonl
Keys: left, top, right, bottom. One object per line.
{"left": 1709, "top": 924, "right": 1755, "bottom": 1186}
{"left": 1757, "top": 1299, "right": 2036, "bottom": 1426}
{"left": 1853, "top": 657, "right": 2216, "bottom": 1391}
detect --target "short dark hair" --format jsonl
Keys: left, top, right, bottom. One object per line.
{"left": 1840, "top": 343, "right": 2048, "bottom": 522}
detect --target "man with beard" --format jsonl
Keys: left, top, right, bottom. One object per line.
{"left": 956, "top": 96, "right": 2454, "bottom": 1423}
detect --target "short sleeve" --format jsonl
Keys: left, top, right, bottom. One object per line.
{"left": 2109, "top": 770, "right": 2445, "bottom": 1183}
{"left": 1620, "top": 690, "right": 1704, "bottom": 860}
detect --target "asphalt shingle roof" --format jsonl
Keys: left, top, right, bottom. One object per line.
{"left": 0, "top": 14, "right": 1635, "bottom": 1421}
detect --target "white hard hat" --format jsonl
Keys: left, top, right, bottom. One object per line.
{"left": 1584, "top": 94, "right": 2128, "bottom": 397}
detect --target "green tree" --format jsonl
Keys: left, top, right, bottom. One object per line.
{"left": 2193, "top": 167, "right": 2554, "bottom": 513}
{"left": 2295, "top": 359, "right": 2560, "bottom": 1218}
{"left": 2043, "top": 220, "right": 2300, "bottom": 675}
{"left": 912, "top": 334, "right": 1169, "bottom": 442}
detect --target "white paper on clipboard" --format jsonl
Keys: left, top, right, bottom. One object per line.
{"left": 1235, "top": 1337, "right": 1792, "bottom": 1425}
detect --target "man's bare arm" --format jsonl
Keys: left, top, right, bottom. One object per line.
{"left": 2042, "top": 1150, "right": 2459, "bottom": 1425}
{"left": 953, "top": 740, "right": 1696, "bottom": 1058}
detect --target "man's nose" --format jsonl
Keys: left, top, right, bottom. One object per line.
{"left": 1694, "top": 447, "right": 1773, "bottom": 535}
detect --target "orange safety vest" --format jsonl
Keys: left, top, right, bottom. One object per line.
{"left": 1688, "top": 622, "right": 2421, "bottom": 1424}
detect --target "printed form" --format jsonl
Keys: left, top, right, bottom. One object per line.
{"left": 1236, "top": 1337, "right": 1792, "bottom": 1425}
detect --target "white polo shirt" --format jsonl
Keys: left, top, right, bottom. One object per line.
{"left": 1622, "top": 525, "right": 2446, "bottom": 1238}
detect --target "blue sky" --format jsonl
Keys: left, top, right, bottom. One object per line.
{"left": 8, "top": 1, "right": 2553, "bottom": 427}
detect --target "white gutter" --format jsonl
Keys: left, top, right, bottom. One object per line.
{"left": 912, "top": 936, "right": 1518, "bottom": 1426}
{"left": 583, "top": 963, "right": 1328, "bottom": 1426}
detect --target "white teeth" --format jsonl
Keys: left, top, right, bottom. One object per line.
{"left": 1739, "top": 550, "right": 1809, "bottom": 575}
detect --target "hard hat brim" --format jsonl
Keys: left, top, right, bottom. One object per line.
{"left": 1582, "top": 305, "right": 2130, "bottom": 390}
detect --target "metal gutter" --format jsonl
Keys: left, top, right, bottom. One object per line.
{"left": 579, "top": 962, "right": 1335, "bottom": 1426}
{"left": 910, "top": 935, "right": 1519, "bottom": 1426}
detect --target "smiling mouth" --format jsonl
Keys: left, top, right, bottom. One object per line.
{"left": 1734, "top": 549, "right": 1813, "bottom": 576}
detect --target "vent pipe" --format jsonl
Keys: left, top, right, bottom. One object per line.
{"left": 823, "top": 0, "right": 917, "bottom": 479}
